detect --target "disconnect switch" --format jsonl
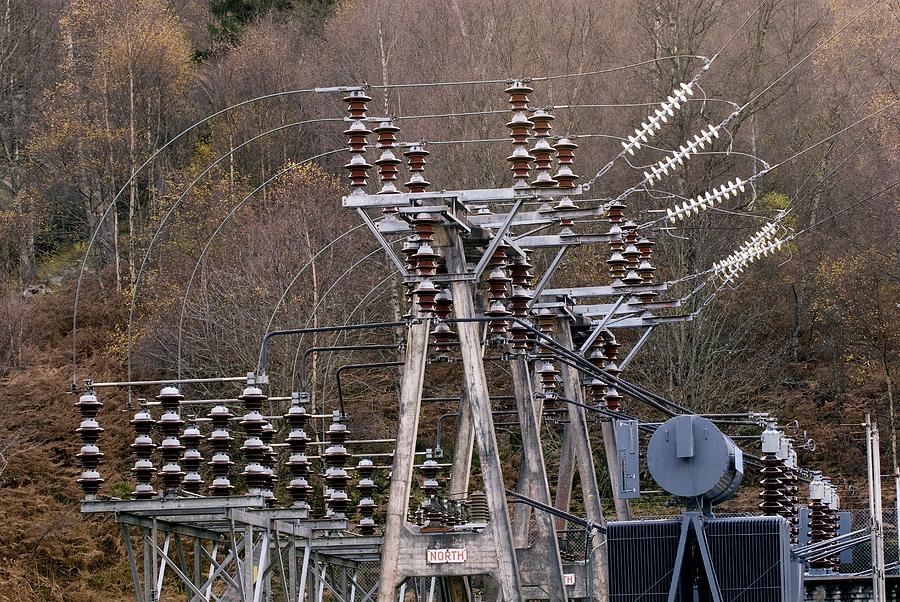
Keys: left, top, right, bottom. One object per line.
{"left": 614, "top": 419, "right": 640, "bottom": 499}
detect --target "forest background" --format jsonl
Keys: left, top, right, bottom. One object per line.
{"left": 0, "top": 0, "right": 897, "bottom": 599}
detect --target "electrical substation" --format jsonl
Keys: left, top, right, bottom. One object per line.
{"left": 68, "top": 67, "right": 895, "bottom": 602}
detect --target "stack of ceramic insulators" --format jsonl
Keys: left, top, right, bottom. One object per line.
{"left": 587, "top": 343, "right": 608, "bottom": 406}
{"left": 130, "top": 398, "right": 156, "bottom": 499}
{"left": 180, "top": 418, "right": 204, "bottom": 494}
{"left": 808, "top": 474, "right": 832, "bottom": 570}
{"left": 239, "top": 386, "right": 273, "bottom": 502}
{"left": 533, "top": 309, "right": 560, "bottom": 400}
{"left": 207, "top": 402, "right": 234, "bottom": 495}
{"left": 431, "top": 289, "right": 456, "bottom": 354}
{"left": 260, "top": 421, "right": 277, "bottom": 506}
{"left": 343, "top": 89, "right": 372, "bottom": 193}
{"left": 157, "top": 387, "right": 186, "bottom": 493}
{"left": 285, "top": 394, "right": 312, "bottom": 507}
{"left": 779, "top": 438, "right": 800, "bottom": 543}
{"left": 759, "top": 424, "right": 786, "bottom": 516}
{"left": 356, "top": 458, "right": 377, "bottom": 535}
{"left": 412, "top": 212, "right": 440, "bottom": 316}
{"left": 529, "top": 109, "right": 557, "bottom": 188}
{"left": 606, "top": 200, "right": 628, "bottom": 284}
{"left": 420, "top": 449, "right": 445, "bottom": 530}
{"left": 373, "top": 119, "right": 401, "bottom": 200}
{"left": 553, "top": 137, "right": 579, "bottom": 234}
{"left": 484, "top": 244, "right": 512, "bottom": 337}
{"left": 505, "top": 81, "right": 534, "bottom": 188}
{"left": 284, "top": 393, "right": 312, "bottom": 508}
{"left": 404, "top": 144, "right": 430, "bottom": 193}
{"left": 507, "top": 253, "right": 534, "bottom": 351}
{"left": 601, "top": 335, "right": 624, "bottom": 411}
{"left": 618, "top": 221, "right": 644, "bottom": 287}
{"left": 635, "top": 236, "right": 657, "bottom": 302}
{"left": 822, "top": 480, "right": 841, "bottom": 569}
{"left": 323, "top": 411, "right": 352, "bottom": 519}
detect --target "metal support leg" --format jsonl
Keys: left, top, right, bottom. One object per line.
{"left": 448, "top": 386, "right": 475, "bottom": 497}
{"left": 509, "top": 357, "right": 568, "bottom": 600}
{"left": 377, "top": 320, "right": 431, "bottom": 602}
{"left": 452, "top": 278, "right": 523, "bottom": 601}
{"left": 121, "top": 524, "right": 144, "bottom": 602}
{"left": 556, "top": 319, "right": 609, "bottom": 598}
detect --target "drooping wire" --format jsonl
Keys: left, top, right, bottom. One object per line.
{"left": 175, "top": 148, "right": 347, "bottom": 379}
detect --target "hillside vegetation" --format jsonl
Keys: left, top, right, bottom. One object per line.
{"left": 0, "top": 0, "right": 897, "bottom": 598}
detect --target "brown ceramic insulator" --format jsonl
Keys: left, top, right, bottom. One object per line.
{"left": 485, "top": 241, "right": 510, "bottom": 272}
{"left": 344, "top": 120, "right": 371, "bottom": 155}
{"left": 434, "top": 288, "right": 453, "bottom": 320}
{"left": 587, "top": 377, "right": 606, "bottom": 405}
{"left": 553, "top": 137, "right": 579, "bottom": 189}
{"left": 413, "top": 212, "right": 437, "bottom": 244}
{"left": 487, "top": 267, "right": 511, "bottom": 302}
{"left": 602, "top": 337, "right": 620, "bottom": 361}
{"left": 788, "top": 470, "right": 801, "bottom": 544}
{"left": 509, "top": 253, "right": 534, "bottom": 288}
{"left": 536, "top": 311, "right": 556, "bottom": 336}
{"left": 607, "top": 224, "right": 625, "bottom": 258}
{"left": 607, "top": 251, "right": 628, "bottom": 282}
{"left": 284, "top": 397, "right": 312, "bottom": 507}
{"left": 343, "top": 120, "right": 372, "bottom": 191}
{"left": 373, "top": 120, "right": 402, "bottom": 199}
{"left": 781, "top": 468, "right": 800, "bottom": 544}
{"left": 207, "top": 404, "right": 234, "bottom": 495}
{"left": 404, "top": 144, "right": 431, "bottom": 193}
{"left": 324, "top": 412, "right": 352, "bottom": 518}
{"left": 808, "top": 499, "right": 831, "bottom": 569}
{"left": 637, "top": 236, "right": 655, "bottom": 261}
{"left": 530, "top": 109, "right": 558, "bottom": 188}
{"left": 603, "top": 386, "right": 624, "bottom": 411}
{"left": 637, "top": 259, "right": 656, "bottom": 284}
{"left": 585, "top": 346, "right": 606, "bottom": 403}
{"left": 414, "top": 279, "right": 439, "bottom": 315}
{"left": 356, "top": 458, "right": 377, "bottom": 535}
{"left": 413, "top": 242, "right": 440, "bottom": 277}
{"left": 607, "top": 200, "right": 627, "bottom": 225}
{"left": 758, "top": 454, "right": 785, "bottom": 515}
{"left": 537, "top": 360, "right": 560, "bottom": 393}
{"left": 622, "top": 242, "right": 641, "bottom": 271}
{"left": 621, "top": 270, "right": 644, "bottom": 287}
{"left": 430, "top": 321, "right": 457, "bottom": 354}
{"left": 485, "top": 299, "right": 512, "bottom": 336}
{"left": 622, "top": 219, "right": 638, "bottom": 243}
{"left": 130, "top": 399, "right": 156, "bottom": 499}
{"left": 343, "top": 90, "right": 372, "bottom": 192}
{"left": 343, "top": 89, "right": 371, "bottom": 120}
{"left": 505, "top": 81, "right": 535, "bottom": 187}
{"left": 507, "top": 317, "right": 531, "bottom": 351}
{"left": 555, "top": 194, "right": 578, "bottom": 229}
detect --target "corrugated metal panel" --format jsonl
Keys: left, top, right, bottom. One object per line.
{"left": 608, "top": 515, "right": 795, "bottom": 602}
{"left": 608, "top": 519, "right": 682, "bottom": 601}
{"left": 706, "top": 516, "right": 789, "bottom": 602}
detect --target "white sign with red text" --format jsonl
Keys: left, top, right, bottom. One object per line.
{"left": 426, "top": 548, "right": 468, "bottom": 564}
{"left": 563, "top": 574, "right": 576, "bottom": 586}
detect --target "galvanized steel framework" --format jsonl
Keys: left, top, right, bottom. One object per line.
{"left": 70, "top": 79, "right": 883, "bottom": 602}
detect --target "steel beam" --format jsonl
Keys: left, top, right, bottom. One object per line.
{"left": 376, "top": 320, "right": 431, "bottom": 601}
{"left": 556, "top": 319, "right": 611, "bottom": 597}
